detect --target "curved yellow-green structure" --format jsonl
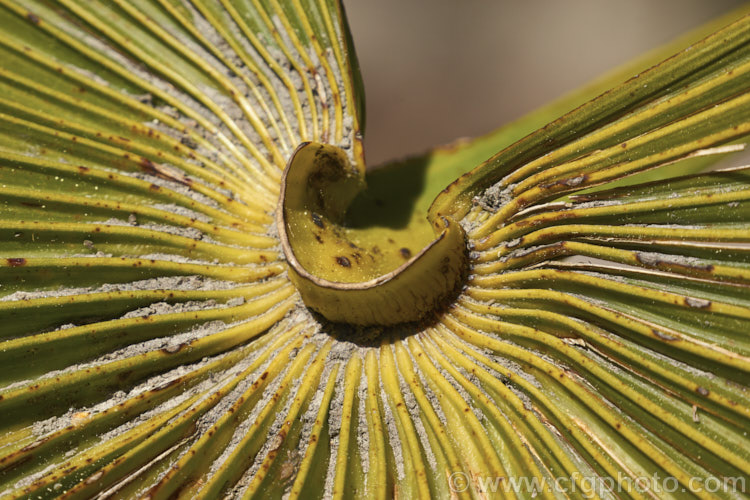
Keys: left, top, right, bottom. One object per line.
{"left": 0, "top": 1, "right": 749, "bottom": 499}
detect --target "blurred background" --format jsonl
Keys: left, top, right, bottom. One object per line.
{"left": 344, "top": 0, "right": 747, "bottom": 166}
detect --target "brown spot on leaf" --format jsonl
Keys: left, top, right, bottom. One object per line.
{"left": 311, "top": 212, "right": 324, "bottom": 228}
{"left": 139, "top": 157, "right": 156, "bottom": 172}
{"left": 27, "top": 12, "right": 40, "bottom": 24}
{"left": 7, "top": 258, "right": 26, "bottom": 267}
{"left": 400, "top": 248, "right": 411, "bottom": 259}
{"left": 162, "top": 343, "right": 185, "bottom": 354}
{"left": 335, "top": 256, "right": 351, "bottom": 267}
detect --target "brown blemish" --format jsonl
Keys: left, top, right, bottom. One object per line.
{"left": 139, "top": 157, "right": 156, "bottom": 172}
{"left": 20, "top": 439, "right": 46, "bottom": 452}
{"left": 399, "top": 248, "right": 411, "bottom": 259}
{"left": 7, "top": 258, "right": 26, "bottom": 267}
{"left": 636, "top": 252, "right": 714, "bottom": 272}
{"left": 335, "top": 256, "right": 351, "bottom": 267}
{"left": 311, "top": 212, "right": 324, "bottom": 228}
{"left": 27, "top": 12, "right": 40, "bottom": 24}
{"left": 162, "top": 343, "right": 185, "bottom": 354}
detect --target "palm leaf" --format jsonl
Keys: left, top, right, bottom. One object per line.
{"left": 0, "top": 1, "right": 748, "bottom": 499}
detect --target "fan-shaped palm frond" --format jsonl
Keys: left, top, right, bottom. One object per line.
{"left": 0, "top": 1, "right": 748, "bottom": 499}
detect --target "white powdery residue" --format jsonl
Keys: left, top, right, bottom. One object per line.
{"left": 1, "top": 287, "right": 89, "bottom": 302}
{"left": 100, "top": 319, "right": 234, "bottom": 362}
{"left": 136, "top": 253, "right": 215, "bottom": 265}
{"left": 234, "top": 347, "right": 320, "bottom": 498}
{"left": 124, "top": 171, "right": 222, "bottom": 210}
{"left": 150, "top": 203, "right": 212, "bottom": 223}
{"left": 356, "top": 366, "right": 370, "bottom": 478}
{"left": 297, "top": 378, "right": 326, "bottom": 446}
{"left": 636, "top": 251, "right": 714, "bottom": 270}
{"left": 398, "top": 374, "right": 437, "bottom": 472}
{"left": 101, "top": 275, "right": 243, "bottom": 292}
{"left": 216, "top": 8, "right": 303, "bottom": 144}
{"left": 58, "top": 20, "right": 212, "bottom": 146}
{"left": 194, "top": 82, "right": 268, "bottom": 165}
{"left": 468, "top": 352, "right": 513, "bottom": 390}
{"left": 12, "top": 462, "right": 60, "bottom": 491}
{"left": 421, "top": 341, "right": 484, "bottom": 423}
{"left": 120, "top": 299, "right": 220, "bottom": 319}
{"left": 403, "top": 347, "right": 448, "bottom": 426}
{"left": 270, "top": 15, "right": 316, "bottom": 113}
{"left": 453, "top": 330, "right": 544, "bottom": 390}
{"left": 325, "top": 336, "right": 359, "bottom": 363}
{"left": 287, "top": 357, "right": 339, "bottom": 500}
{"left": 140, "top": 223, "right": 205, "bottom": 241}
{"left": 205, "top": 336, "right": 309, "bottom": 480}
{"left": 322, "top": 368, "right": 346, "bottom": 500}
{"left": 70, "top": 251, "right": 115, "bottom": 258}
{"left": 379, "top": 384, "right": 405, "bottom": 481}
{"left": 456, "top": 363, "right": 506, "bottom": 423}
{"left": 31, "top": 407, "right": 78, "bottom": 440}
{"left": 95, "top": 358, "right": 228, "bottom": 444}
{"left": 29, "top": 348, "right": 234, "bottom": 449}
{"left": 0, "top": 275, "right": 243, "bottom": 302}
{"left": 470, "top": 359, "right": 537, "bottom": 414}
{"left": 475, "top": 181, "right": 519, "bottom": 213}
{"left": 5, "top": 319, "right": 244, "bottom": 396}
{"left": 175, "top": 334, "right": 302, "bottom": 489}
